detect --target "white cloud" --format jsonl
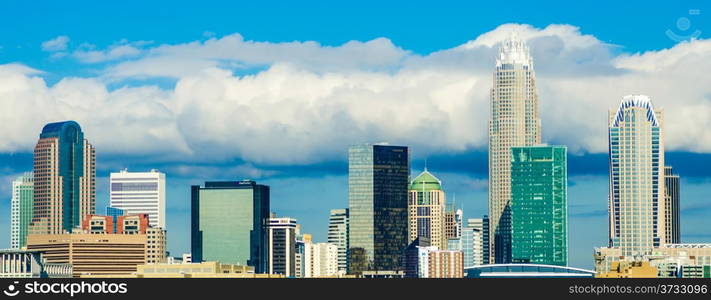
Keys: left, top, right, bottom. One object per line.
{"left": 3, "top": 24, "right": 711, "bottom": 165}
{"left": 41, "top": 35, "right": 70, "bottom": 52}
{"left": 72, "top": 40, "right": 149, "bottom": 63}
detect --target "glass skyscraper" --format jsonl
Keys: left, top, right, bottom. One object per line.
{"left": 348, "top": 143, "right": 409, "bottom": 274}
{"left": 608, "top": 95, "right": 665, "bottom": 257}
{"left": 10, "top": 172, "right": 33, "bottom": 249}
{"left": 510, "top": 145, "right": 568, "bottom": 266}
{"left": 31, "top": 121, "right": 95, "bottom": 235}
{"left": 191, "top": 180, "right": 270, "bottom": 273}
{"left": 664, "top": 166, "right": 680, "bottom": 244}
{"left": 488, "top": 33, "right": 541, "bottom": 264}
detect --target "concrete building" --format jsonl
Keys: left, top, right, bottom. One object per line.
{"left": 191, "top": 180, "right": 270, "bottom": 273}
{"left": 595, "top": 244, "right": 711, "bottom": 277}
{"left": 444, "top": 208, "right": 463, "bottom": 244}
{"left": 31, "top": 121, "right": 96, "bottom": 235}
{"left": 348, "top": 144, "right": 409, "bottom": 274}
{"left": 10, "top": 173, "right": 33, "bottom": 249}
{"left": 304, "top": 242, "right": 339, "bottom": 278}
{"left": 463, "top": 218, "right": 486, "bottom": 267}
{"left": 26, "top": 233, "right": 149, "bottom": 277}
{"left": 327, "top": 208, "right": 349, "bottom": 273}
{"left": 268, "top": 217, "right": 297, "bottom": 277}
{"left": 0, "top": 250, "right": 72, "bottom": 278}
{"left": 488, "top": 33, "right": 541, "bottom": 264}
{"left": 427, "top": 250, "right": 464, "bottom": 278}
{"left": 110, "top": 169, "right": 166, "bottom": 229}
{"left": 608, "top": 95, "right": 666, "bottom": 256}
{"left": 408, "top": 170, "right": 447, "bottom": 250}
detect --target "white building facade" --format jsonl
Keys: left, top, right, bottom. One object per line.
{"left": 110, "top": 169, "right": 166, "bottom": 229}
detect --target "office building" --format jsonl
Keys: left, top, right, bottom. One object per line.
{"left": 463, "top": 218, "right": 486, "bottom": 267}
{"left": 110, "top": 169, "right": 166, "bottom": 229}
{"left": 444, "top": 208, "right": 463, "bottom": 242}
{"left": 304, "top": 242, "right": 339, "bottom": 277}
{"left": 403, "top": 237, "right": 429, "bottom": 278}
{"left": 27, "top": 233, "right": 149, "bottom": 277}
{"left": 408, "top": 169, "right": 446, "bottom": 250}
{"left": 327, "top": 208, "right": 349, "bottom": 273}
{"left": 31, "top": 121, "right": 96, "bottom": 235}
{"left": 10, "top": 172, "right": 33, "bottom": 249}
{"left": 608, "top": 95, "right": 665, "bottom": 256}
{"left": 488, "top": 33, "right": 541, "bottom": 264}
{"left": 191, "top": 180, "right": 270, "bottom": 273}
{"left": 105, "top": 207, "right": 125, "bottom": 233}
{"left": 268, "top": 217, "right": 297, "bottom": 277}
{"left": 510, "top": 145, "right": 568, "bottom": 266}
{"left": 348, "top": 144, "right": 409, "bottom": 273}
{"left": 664, "top": 166, "right": 680, "bottom": 244}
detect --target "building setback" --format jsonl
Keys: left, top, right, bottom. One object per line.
{"left": 488, "top": 34, "right": 541, "bottom": 264}
{"left": 191, "top": 180, "right": 270, "bottom": 273}
{"left": 510, "top": 145, "right": 568, "bottom": 266}
{"left": 348, "top": 144, "right": 409, "bottom": 273}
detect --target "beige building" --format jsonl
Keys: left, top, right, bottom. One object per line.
{"left": 596, "top": 261, "right": 658, "bottom": 278}
{"left": 408, "top": 170, "right": 446, "bottom": 250}
{"left": 146, "top": 228, "right": 167, "bottom": 264}
{"left": 304, "top": 242, "right": 339, "bottom": 278}
{"left": 428, "top": 250, "right": 463, "bottom": 278}
{"left": 595, "top": 244, "right": 711, "bottom": 276}
{"left": 82, "top": 262, "right": 284, "bottom": 278}
{"left": 488, "top": 33, "right": 541, "bottom": 263}
{"left": 26, "top": 233, "right": 148, "bottom": 277}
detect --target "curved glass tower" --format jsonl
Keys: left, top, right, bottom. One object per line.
{"left": 31, "top": 121, "right": 96, "bottom": 234}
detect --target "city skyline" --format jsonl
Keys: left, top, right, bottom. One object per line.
{"left": 1, "top": 2, "right": 711, "bottom": 271}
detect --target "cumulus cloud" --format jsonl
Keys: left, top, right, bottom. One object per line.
{"left": 4, "top": 24, "right": 711, "bottom": 165}
{"left": 41, "top": 35, "right": 70, "bottom": 52}
{"left": 72, "top": 40, "right": 150, "bottom": 63}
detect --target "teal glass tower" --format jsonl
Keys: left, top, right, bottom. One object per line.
{"left": 510, "top": 145, "right": 568, "bottom": 266}
{"left": 348, "top": 144, "right": 409, "bottom": 274}
{"left": 191, "top": 180, "right": 270, "bottom": 273}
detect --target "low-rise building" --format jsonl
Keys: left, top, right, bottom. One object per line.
{"left": 0, "top": 250, "right": 72, "bottom": 278}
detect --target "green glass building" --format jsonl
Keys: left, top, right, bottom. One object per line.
{"left": 10, "top": 172, "right": 34, "bottom": 249}
{"left": 191, "top": 180, "right": 270, "bottom": 273}
{"left": 510, "top": 145, "right": 568, "bottom": 266}
{"left": 348, "top": 144, "right": 409, "bottom": 274}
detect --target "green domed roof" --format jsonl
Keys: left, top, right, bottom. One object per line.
{"left": 409, "top": 169, "right": 442, "bottom": 191}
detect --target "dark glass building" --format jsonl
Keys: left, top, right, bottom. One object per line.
{"left": 348, "top": 144, "right": 409, "bottom": 274}
{"left": 191, "top": 180, "right": 270, "bottom": 273}
{"left": 664, "top": 166, "right": 681, "bottom": 244}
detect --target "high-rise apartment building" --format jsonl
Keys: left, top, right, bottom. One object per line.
{"left": 488, "top": 33, "right": 541, "bottom": 263}
{"left": 11, "top": 173, "right": 33, "bottom": 249}
{"left": 268, "top": 217, "right": 297, "bottom": 277}
{"left": 191, "top": 180, "right": 270, "bottom": 273}
{"left": 31, "top": 121, "right": 96, "bottom": 235}
{"left": 408, "top": 170, "right": 447, "bottom": 250}
{"left": 304, "top": 242, "right": 339, "bottom": 277}
{"left": 510, "top": 145, "right": 568, "bottom": 266}
{"left": 664, "top": 166, "right": 680, "bottom": 244}
{"left": 348, "top": 144, "right": 409, "bottom": 273}
{"left": 327, "top": 208, "right": 349, "bottom": 273}
{"left": 608, "top": 95, "right": 665, "bottom": 257}
{"left": 110, "top": 169, "right": 166, "bottom": 229}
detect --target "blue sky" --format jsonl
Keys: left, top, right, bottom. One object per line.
{"left": 1, "top": 0, "right": 710, "bottom": 269}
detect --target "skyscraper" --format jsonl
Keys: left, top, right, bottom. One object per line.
{"left": 348, "top": 143, "right": 409, "bottom": 273}
{"left": 327, "top": 208, "right": 349, "bottom": 273}
{"left": 304, "top": 242, "right": 339, "bottom": 278}
{"left": 268, "top": 217, "right": 297, "bottom": 277}
{"left": 608, "top": 95, "right": 665, "bottom": 257}
{"left": 10, "top": 172, "right": 33, "bottom": 249}
{"left": 664, "top": 166, "right": 680, "bottom": 244}
{"left": 444, "top": 207, "right": 463, "bottom": 242}
{"left": 110, "top": 169, "right": 166, "bottom": 229}
{"left": 510, "top": 145, "right": 568, "bottom": 266}
{"left": 488, "top": 34, "right": 541, "bottom": 263}
{"left": 191, "top": 180, "right": 270, "bottom": 273}
{"left": 31, "top": 121, "right": 96, "bottom": 235}
{"left": 408, "top": 169, "right": 446, "bottom": 250}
